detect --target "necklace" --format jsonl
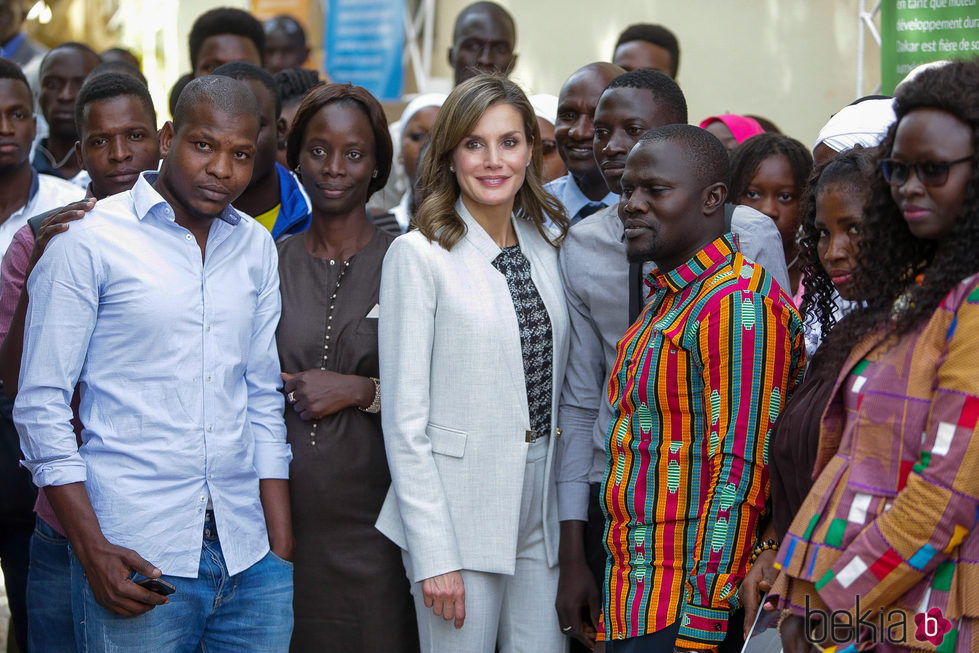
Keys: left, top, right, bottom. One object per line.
{"left": 308, "top": 257, "right": 351, "bottom": 446}
{"left": 36, "top": 142, "right": 77, "bottom": 171}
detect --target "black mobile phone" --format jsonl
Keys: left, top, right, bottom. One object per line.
{"left": 136, "top": 577, "right": 177, "bottom": 596}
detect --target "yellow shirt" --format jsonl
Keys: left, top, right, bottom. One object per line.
{"left": 254, "top": 204, "right": 280, "bottom": 233}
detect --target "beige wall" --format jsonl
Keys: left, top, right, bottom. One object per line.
{"left": 428, "top": 0, "right": 881, "bottom": 148}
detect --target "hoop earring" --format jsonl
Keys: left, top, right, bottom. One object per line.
{"left": 371, "top": 169, "right": 378, "bottom": 178}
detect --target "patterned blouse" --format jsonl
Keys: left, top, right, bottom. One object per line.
{"left": 491, "top": 244, "right": 554, "bottom": 440}
{"left": 773, "top": 273, "right": 979, "bottom": 652}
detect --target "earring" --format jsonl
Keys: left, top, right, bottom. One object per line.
{"left": 449, "top": 165, "right": 455, "bottom": 173}
{"left": 525, "top": 161, "right": 530, "bottom": 168}
{"left": 294, "top": 163, "right": 302, "bottom": 173}
{"left": 371, "top": 169, "right": 378, "bottom": 178}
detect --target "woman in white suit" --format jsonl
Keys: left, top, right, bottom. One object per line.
{"left": 376, "top": 75, "right": 571, "bottom": 653}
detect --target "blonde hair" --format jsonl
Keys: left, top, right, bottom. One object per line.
{"left": 415, "top": 74, "right": 569, "bottom": 250}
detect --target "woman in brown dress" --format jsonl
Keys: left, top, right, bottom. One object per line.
{"left": 277, "top": 83, "right": 418, "bottom": 652}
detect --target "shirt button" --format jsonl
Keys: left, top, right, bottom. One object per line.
{"left": 206, "top": 325, "right": 211, "bottom": 332}
{"left": 206, "top": 375, "right": 212, "bottom": 382}
{"left": 185, "top": 234, "right": 192, "bottom": 240}
{"left": 207, "top": 425, "right": 213, "bottom": 432}
{"left": 200, "top": 496, "right": 205, "bottom": 501}
{"left": 164, "top": 207, "right": 171, "bottom": 215}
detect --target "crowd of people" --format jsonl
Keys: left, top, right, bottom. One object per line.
{"left": 0, "top": 1, "right": 976, "bottom": 652}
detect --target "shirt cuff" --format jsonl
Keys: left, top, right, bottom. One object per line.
{"left": 557, "top": 479, "right": 591, "bottom": 522}
{"left": 676, "top": 604, "right": 729, "bottom": 647}
{"left": 25, "top": 452, "right": 88, "bottom": 487}
{"left": 253, "top": 440, "right": 292, "bottom": 479}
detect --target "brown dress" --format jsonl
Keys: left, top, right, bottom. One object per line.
{"left": 276, "top": 228, "right": 418, "bottom": 653}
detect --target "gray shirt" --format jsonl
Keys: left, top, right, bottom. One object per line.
{"left": 555, "top": 203, "right": 790, "bottom": 521}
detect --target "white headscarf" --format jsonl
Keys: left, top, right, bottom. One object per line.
{"left": 813, "top": 98, "right": 896, "bottom": 154}
{"left": 398, "top": 93, "right": 448, "bottom": 135}
{"left": 529, "top": 93, "right": 559, "bottom": 126}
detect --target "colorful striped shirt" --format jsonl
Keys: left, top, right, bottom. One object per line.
{"left": 600, "top": 233, "right": 805, "bottom": 647}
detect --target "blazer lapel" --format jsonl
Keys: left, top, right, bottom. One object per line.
{"left": 456, "top": 199, "right": 529, "bottom": 418}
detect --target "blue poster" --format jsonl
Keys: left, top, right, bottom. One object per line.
{"left": 325, "top": 0, "right": 404, "bottom": 101}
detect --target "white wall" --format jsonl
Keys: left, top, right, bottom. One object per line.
{"left": 427, "top": 0, "right": 881, "bottom": 147}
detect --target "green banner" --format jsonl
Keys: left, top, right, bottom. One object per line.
{"left": 880, "top": 0, "right": 979, "bottom": 93}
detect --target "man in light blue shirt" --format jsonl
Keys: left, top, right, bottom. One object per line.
{"left": 544, "top": 62, "right": 623, "bottom": 226}
{"left": 15, "top": 75, "right": 294, "bottom": 651}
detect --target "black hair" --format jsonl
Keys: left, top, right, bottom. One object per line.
{"left": 746, "top": 114, "right": 781, "bottom": 133}
{"left": 172, "top": 75, "right": 260, "bottom": 131}
{"left": 0, "top": 56, "right": 31, "bottom": 96}
{"left": 728, "top": 133, "right": 813, "bottom": 206}
{"left": 287, "top": 83, "right": 393, "bottom": 199}
{"left": 263, "top": 15, "right": 306, "bottom": 47}
{"left": 453, "top": 2, "right": 516, "bottom": 43}
{"left": 639, "top": 123, "right": 728, "bottom": 189}
{"left": 614, "top": 23, "right": 680, "bottom": 78}
{"left": 90, "top": 61, "right": 147, "bottom": 86}
{"left": 168, "top": 73, "right": 192, "bottom": 119}
{"left": 40, "top": 41, "right": 100, "bottom": 74}
{"left": 606, "top": 68, "right": 688, "bottom": 125}
{"left": 212, "top": 61, "right": 280, "bottom": 118}
{"left": 100, "top": 47, "right": 139, "bottom": 67}
{"left": 189, "top": 8, "right": 265, "bottom": 69}
{"left": 826, "top": 60, "right": 979, "bottom": 364}
{"left": 74, "top": 71, "right": 156, "bottom": 136}
{"left": 797, "top": 145, "right": 877, "bottom": 339}
{"left": 274, "top": 68, "right": 322, "bottom": 107}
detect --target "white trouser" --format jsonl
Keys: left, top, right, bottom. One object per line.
{"left": 403, "top": 437, "right": 567, "bottom": 653}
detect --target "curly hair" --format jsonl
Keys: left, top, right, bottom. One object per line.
{"left": 286, "top": 83, "right": 392, "bottom": 199}
{"left": 797, "top": 146, "right": 877, "bottom": 339}
{"left": 414, "top": 74, "right": 568, "bottom": 251}
{"left": 824, "top": 60, "right": 979, "bottom": 363}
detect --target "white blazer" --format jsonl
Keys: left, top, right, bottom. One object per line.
{"left": 375, "top": 198, "right": 569, "bottom": 583}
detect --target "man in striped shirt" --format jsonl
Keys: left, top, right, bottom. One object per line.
{"left": 600, "top": 125, "right": 805, "bottom": 651}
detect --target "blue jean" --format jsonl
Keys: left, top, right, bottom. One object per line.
{"left": 71, "top": 513, "right": 293, "bottom": 652}
{"left": 27, "top": 515, "right": 77, "bottom": 653}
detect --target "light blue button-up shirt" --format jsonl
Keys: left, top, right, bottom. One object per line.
{"left": 543, "top": 172, "right": 619, "bottom": 226}
{"left": 15, "top": 172, "right": 291, "bottom": 577}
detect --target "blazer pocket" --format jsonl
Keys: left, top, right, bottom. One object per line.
{"left": 426, "top": 423, "right": 467, "bottom": 458}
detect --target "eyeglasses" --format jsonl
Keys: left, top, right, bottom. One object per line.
{"left": 880, "top": 155, "right": 973, "bottom": 187}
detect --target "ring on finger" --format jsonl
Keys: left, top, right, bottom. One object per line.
{"left": 287, "top": 391, "right": 297, "bottom": 404}
{"left": 561, "top": 625, "right": 572, "bottom": 633}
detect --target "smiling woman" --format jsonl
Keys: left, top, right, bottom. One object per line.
{"left": 375, "top": 75, "right": 571, "bottom": 653}
{"left": 276, "top": 83, "right": 418, "bottom": 653}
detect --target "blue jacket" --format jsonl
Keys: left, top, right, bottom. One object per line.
{"left": 270, "top": 163, "right": 312, "bottom": 240}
